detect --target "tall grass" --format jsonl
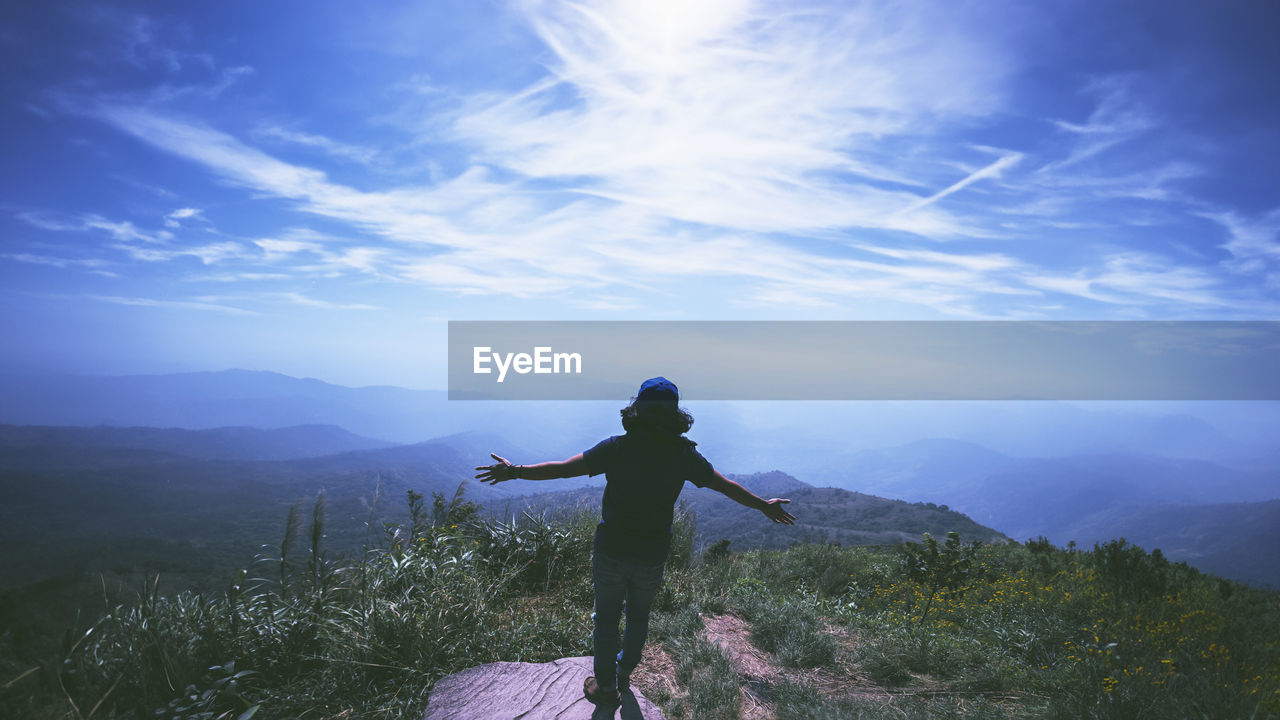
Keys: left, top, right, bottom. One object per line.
{"left": 663, "top": 537, "right": 1280, "bottom": 719}
{"left": 6, "top": 492, "right": 601, "bottom": 720}
{"left": 4, "top": 499, "right": 1278, "bottom": 720}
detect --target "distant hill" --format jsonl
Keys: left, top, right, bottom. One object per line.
{"left": 814, "top": 438, "right": 1280, "bottom": 587}
{"left": 1061, "top": 499, "right": 1280, "bottom": 588}
{"left": 0, "top": 425, "right": 1008, "bottom": 613}
{"left": 0, "top": 369, "right": 454, "bottom": 443}
{"left": 0, "top": 419, "right": 1010, "bottom": 590}
{"left": 0, "top": 369, "right": 617, "bottom": 451}
{"left": 6, "top": 422, "right": 1271, "bottom": 589}
{"left": 1, "top": 368, "right": 1276, "bottom": 591}
{"left": 5, "top": 370, "right": 1279, "bottom": 466}
{"left": 688, "top": 471, "right": 1007, "bottom": 550}
{"left": 824, "top": 438, "right": 1279, "bottom": 538}
{"left": 0, "top": 425, "right": 610, "bottom": 591}
{"left": 514, "top": 470, "right": 1008, "bottom": 552}
{"left": 0, "top": 423, "right": 397, "bottom": 461}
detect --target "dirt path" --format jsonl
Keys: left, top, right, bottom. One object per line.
{"left": 632, "top": 613, "right": 1027, "bottom": 719}
{"left": 701, "top": 613, "right": 899, "bottom": 718}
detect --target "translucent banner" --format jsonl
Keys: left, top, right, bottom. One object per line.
{"left": 447, "top": 321, "right": 1280, "bottom": 400}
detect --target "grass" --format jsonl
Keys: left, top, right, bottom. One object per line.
{"left": 2, "top": 494, "right": 1278, "bottom": 720}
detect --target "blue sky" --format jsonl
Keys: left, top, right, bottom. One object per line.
{"left": 2, "top": 0, "right": 1278, "bottom": 388}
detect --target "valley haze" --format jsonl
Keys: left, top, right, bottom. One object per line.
{"left": 1, "top": 369, "right": 1277, "bottom": 588}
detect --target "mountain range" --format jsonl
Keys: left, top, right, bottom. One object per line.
{"left": 4, "top": 369, "right": 1279, "bottom": 465}
{"left": 0, "top": 423, "right": 1004, "bottom": 607}
{"left": 820, "top": 438, "right": 1278, "bottom": 538}
{"left": 0, "top": 370, "right": 1276, "bottom": 589}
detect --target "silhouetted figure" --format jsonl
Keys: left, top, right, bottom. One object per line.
{"left": 476, "top": 377, "right": 796, "bottom": 712}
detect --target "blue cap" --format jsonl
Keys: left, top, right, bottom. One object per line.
{"left": 637, "top": 376, "right": 679, "bottom": 404}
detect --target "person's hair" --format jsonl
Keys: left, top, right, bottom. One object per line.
{"left": 620, "top": 399, "right": 694, "bottom": 437}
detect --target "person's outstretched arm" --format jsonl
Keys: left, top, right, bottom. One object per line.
{"left": 474, "top": 452, "right": 588, "bottom": 485}
{"left": 704, "top": 470, "right": 797, "bottom": 525}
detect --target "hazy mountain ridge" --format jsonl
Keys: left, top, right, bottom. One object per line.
{"left": 829, "top": 438, "right": 1279, "bottom": 539}
{"left": 1, "top": 369, "right": 1277, "bottom": 590}
{"left": 513, "top": 469, "right": 1008, "bottom": 552}
{"left": 0, "top": 423, "right": 397, "bottom": 461}
{"left": 4, "top": 422, "right": 1267, "bottom": 588}
{"left": 0, "top": 432, "right": 477, "bottom": 590}
{"left": 5, "top": 370, "right": 1279, "bottom": 465}
{"left": 818, "top": 437, "right": 1280, "bottom": 587}
{"left": 0, "top": 425, "right": 598, "bottom": 593}
{"left": 0, "top": 370, "right": 618, "bottom": 452}
{"left": 1061, "top": 500, "right": 1280, "bottom": 588}
{"left": 0, "top": 370, "right": 451, "bottom": 443}
{"left": 0, "top": 426, "right": 999, "bottom": 593}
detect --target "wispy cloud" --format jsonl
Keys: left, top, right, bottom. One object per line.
{"left": 18, "top": 212, "right": 92, "bottom": 233}
{"left": 1042, "top": 75, "right": 1153, "bottom": 174}
{"left": 113, "top": 239, "right": 249, "bottom": 265}
{"left": 300, "top": 246, "right": 387, "bottom": 275}
{"left": 96, "top": 107, "right": 335, "bottom": 200}
{"left": 185, "top": 290, "right": 380, "bottom": 311}
{"left": 87, "top": 294, "right": 257, "bottom": 315}
{"left": 256, "top": 126, "right": 378, "bottom": 165}
{"left": 255, "top": 237, "right": 321, "bottom": 260}
{"left": 85, "top": 216, "right": 172, "bottom": 244}
{"left": 899, "top": 152, "right": 1023, "bottom": 214}
{"left": 200, "top": 272, "right": 291, "bottom": 283}
{"left": 76, "top": 1, "right": 1039, "bottom": 313}
{"left": 20, "top": 212, "right": 174, "bottom": 244}
{"left": 39, "top": 1, "right": 1273, "bottom": 319}
{"left": 1021, "top": 252, "right": 1267, "bottom": 315}
{"left": 252, "top": 232, "right": 389, "bottom": 276}
{"left": 164, "top": 207, "right": 204, "bottom": 228}
{"left": 449, "top": 0, "right": 1011, "bottom": 236}
{"left": 89, "top": 9, "right": 213, "bottom": 73}
{"left": 4, "top": 253, "right": 119, "bottom": 277}
{"left": 16, "top": 209, "right": 252, "bottom": 266}
{"left": 1024, "top": 74, "right": 1199, "bottom": 212}
{"left": 276, "top": 292, "right": 379, "bottom": 310}
{"left": 1205, "top": 208, "right": 1280, "bottom": 275}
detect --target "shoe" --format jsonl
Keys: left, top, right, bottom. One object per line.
{"left": 583, "top": 676, "right": 621, "bottom": 706}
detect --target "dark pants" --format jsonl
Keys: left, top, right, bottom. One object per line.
{"left": 591, "top": 548, "right": 665, "bottom": 690}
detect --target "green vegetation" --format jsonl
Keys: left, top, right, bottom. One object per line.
{"left": 517, "top": 470, "right": 1010, "bottom": 555}
{"left": 2, "top": 495, "right": 1277, "bottom": 720}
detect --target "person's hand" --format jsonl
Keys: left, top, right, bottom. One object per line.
{"left": 474, "top": 453, "right": 516, "bottom": 485}
{"left": 761, "top": 498, "right": 796, "bottom": 525}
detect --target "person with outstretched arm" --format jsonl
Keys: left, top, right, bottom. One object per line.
{"left": 475, "top": 377, "right": 796, "bottom": 709}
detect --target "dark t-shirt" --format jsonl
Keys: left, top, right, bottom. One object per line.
{"left": 583, "top": 431, "right": 715, "bottom": 565}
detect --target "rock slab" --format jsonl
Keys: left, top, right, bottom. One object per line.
{"left": 423, "top": 656, "right": 666, "bottom": 720}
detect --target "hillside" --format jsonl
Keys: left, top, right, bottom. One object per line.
{"left": 834, "top": 439, "right": 1278, "bottom": 520}
{"left": 0, "top": 424, "right": 1009, "bottom": 591}
{"left": 1, "top": 422, "right": 1276, "bottom": 718}
{"left": 0, "top": 425, "right": 1008, "bottom": 689}
{"left": 0, "top": 429, "right": 482, "bottom": 590}
{"left": 816, "top": 438, "right": 1280, "bottom": 585}
{"left": 2, "top": 421, "right": 1275, "bottom": 596}
{"left": 1062, "top": 499, "right": 1280, "bottom": 588}
{"left": 3, "top": 511, "right": 1276, "bottom": 720}
{"left": 5, "top": 371, "right": 1279, "bottom": 466}
{"left": 0, "top": 370, "right": 619, "bottom": 452}
{"left": 0, "top": 423, "right": 397, "bottom": 461}
{"left": 515, "top": 470, "right": 1007, "bottom": 551}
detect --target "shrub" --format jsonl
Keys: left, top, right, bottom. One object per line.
{"left": 901, "top": 532, "right": 978, "bottom": 628}
{"left": 702, "top": 538, "right": 732, "bottom": 564}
